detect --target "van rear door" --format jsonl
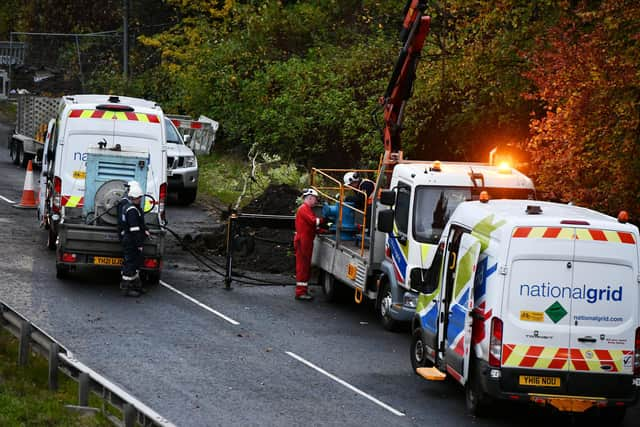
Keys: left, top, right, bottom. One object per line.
{"left": 503, "top": 227, "right": 574, "bottom": 392}
{"left": 567, "top": 228, "right": 638, "bottom": 396}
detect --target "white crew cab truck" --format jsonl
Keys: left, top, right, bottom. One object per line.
{"left": 411, "top": 199, "right": 640, "bottom": 421}
{"left": 310, "top": 161, "right": 535, "bottom": 330}
{"left": 40, "top": 94, "right": 167, "bottom": 283}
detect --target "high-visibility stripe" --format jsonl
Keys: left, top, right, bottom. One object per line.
{"left": 61, "top": 195, "right": 84, "bottom": 207}
{"left": 504, "top": 344, "right": 631, "bottom": 372}
{"left": 513, "top": 226, "right": 635, "bottom": 244}
{"left": 68, "top": 109, "right": 160, "bottom": 123}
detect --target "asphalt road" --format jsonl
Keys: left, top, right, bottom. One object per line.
{"left": 0, "top": 119, "right": 638, "bottom": 427}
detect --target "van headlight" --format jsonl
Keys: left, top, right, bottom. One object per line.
{"left": 183, "top": 156, "right": 197, "bottom": 168}
{"left": 403, "top": 292, "right": 417, "bottom": 308}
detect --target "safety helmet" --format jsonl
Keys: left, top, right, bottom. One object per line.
{"left": 302, "top": 188, "right": 319, "bottom": 198}
{"left": 127, "top": 181, "right": 144, "bottom": 199}
{"left": 343, "top": 171, "right": 360, "bottom": 185}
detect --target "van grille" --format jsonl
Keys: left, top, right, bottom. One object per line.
{"left": 97, "top": 160, "right": 137, "bottom": 181}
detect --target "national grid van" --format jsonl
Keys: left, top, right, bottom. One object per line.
{"left": 410, "top": 199, "right": 639, "bottom": 422}
{"left": 40, "top": 95, "right": 167, "bottom": 282}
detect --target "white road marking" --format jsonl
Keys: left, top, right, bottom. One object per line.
{"left": 160, "top": 280, "right": 239, "bottom": 326}
{"left": 0, "top": 195, "right": 16, "bottom": 204}
{"left": 286, "top": 351, "right": 405, "bottom": 417}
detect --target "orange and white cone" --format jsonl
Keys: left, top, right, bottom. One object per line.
{"left": 14, "top": 159, "right": 37, "bottom": 209}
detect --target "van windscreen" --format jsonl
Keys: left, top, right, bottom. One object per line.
{"left": 413, "top": 186, "right": 470, "bottom": 244}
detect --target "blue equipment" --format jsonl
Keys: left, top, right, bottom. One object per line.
{"left": 322, "top": 202, "right": 358, "bottom": 241}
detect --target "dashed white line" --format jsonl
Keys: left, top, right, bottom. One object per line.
{"left": 0, "top": 195, "right": 16, "bottom": 204}
{"left": 160, "top": 280, "right": 239, "bottom": 325}
{"left": 286, "top": 351, "right": 405, "bottom": 417}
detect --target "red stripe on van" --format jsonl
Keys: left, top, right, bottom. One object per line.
{"left": 618, "top": 232, "right": 636, "bottom": 244}
{"left": 68, "top": 109, "right": 83, "bottom": 118}
{"left": 146, "top": 114, "right": 160, "bottom": 123}
{"left": 548, "top": 348, "right": 568, "bottom": 369}
{"left": 588, "top": 229, "right": 607, "bottom": 241}
{"left": 542, "top": 227, "right": 561, "bottom": 238}
{"left": 91, "top": 110, "right": 105, "bottom": 119}
{"left": 570, "top": 349, "right": 589, "bottom": 371}
{"left": 125, "top": 111, "right": 139, "bottom": 121}
{"left": 594, "top": 350, "right": 618, "bottom": 372}
{"left": 502, "top": 343, "right": 515, "bottom": 364}
{"left": 520, "top": 345, "right": 544, "bottom": 367}
{"left": 512, "top": 227, "right": 531, "bottom": 238}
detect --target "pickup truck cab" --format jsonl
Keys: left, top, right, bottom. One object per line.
{"left": 164, "top": 118, "right": 198, "bottom": 204}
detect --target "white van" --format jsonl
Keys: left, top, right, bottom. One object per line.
{"left": 40, "top": 94, "right": 167, "bottom": 282}
{"left": 411, "top": 199, "right": 639, "bottom": 422}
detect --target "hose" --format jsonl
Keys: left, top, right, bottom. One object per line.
{"left": 161, "top": 224, "right": 297, "bottom": 287}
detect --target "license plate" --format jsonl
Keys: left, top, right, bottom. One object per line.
{"left": 519, "top": 375, "right": 561, "bottom": 387}
{"left": 93, "top": 256, "right": 123, "bottom": 266}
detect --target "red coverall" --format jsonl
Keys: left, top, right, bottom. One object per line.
{"left": 294, "top": 202, "right": 320, "bottom": 297}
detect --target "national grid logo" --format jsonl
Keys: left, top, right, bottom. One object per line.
{"left": 519, "top": 282, "right": 623, "bottom": 304}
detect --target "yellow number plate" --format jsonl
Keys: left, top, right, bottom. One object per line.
{"left": 93, "top": 256, "right": 123, "bottom": 266}
{"left": 519, "top": 375, "right": 561, "bottom": 387}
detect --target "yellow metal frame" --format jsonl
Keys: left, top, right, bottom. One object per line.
{"left": 310, "top": 167, "right": 378, "bottom": 256}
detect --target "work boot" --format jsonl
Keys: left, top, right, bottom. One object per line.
{"left": 295, "top": 293, "right": 314, "bottom": 301}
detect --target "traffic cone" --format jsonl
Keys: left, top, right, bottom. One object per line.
{"left": 14, "top": 159, "right": 37, "bottom": 209}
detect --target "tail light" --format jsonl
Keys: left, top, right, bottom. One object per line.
{"left": 52, "top": 176, "right": 62, "bottom": 213}
{"left": 61, "top": 253, "right": 76, "bottom": 263}
{"left": 159, "top": 182, "right": 167, "bottom": 222}
{"left": 634, "top": 327, "right": 640, "bottom": 376}
{"left": 143, "top": 258, "right": 159, "bottom": 269}
{"left": 489, "top": 317, "right": 503, "bottom": 367}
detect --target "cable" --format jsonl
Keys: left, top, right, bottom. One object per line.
{"left": 160, "top": 224, "right": 297, "bottom": 287}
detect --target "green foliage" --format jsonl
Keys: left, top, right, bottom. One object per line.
{"left": 0, "top": 329, "right": 111, "bottom": 426}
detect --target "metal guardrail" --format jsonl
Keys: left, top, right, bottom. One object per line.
{"left": 0, "top": 300, "right": 176, "bottom": 427}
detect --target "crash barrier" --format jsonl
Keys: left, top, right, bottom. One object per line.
{"left": 224, "top": 212, "right": 295, "bottom": 289}
{"left": 167, "top": 114, "right": 218, "bottom": 155}
{"left": 0, "top": 299, "right": 175, "bottom": 427}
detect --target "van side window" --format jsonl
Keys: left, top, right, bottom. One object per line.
{"left": 394, "top": 183, "right": 411, "bottom": 236}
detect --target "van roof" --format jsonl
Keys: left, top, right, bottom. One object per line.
{"left": 61, "top": 94, "right": 161, "bottom": 113}
{"left": 452, "top": 199, "right": 637, "bottom": 235}
{"left": 393, "top": 162, "right": 534, "bottom": 190}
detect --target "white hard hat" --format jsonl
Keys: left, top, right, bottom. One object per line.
{"left": 302, "top": 188, "right": 319, "bottom": 198}
{"left": 343, "top": 172, "right": 360, "bottom": 185}
{"left": 128, "top": 181, "right": 144, "bottom": 198}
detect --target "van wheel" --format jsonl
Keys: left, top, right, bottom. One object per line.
{"left": 465, "top": 363, "right": 492, "bottom": 417}
{"left": 141, "top": 271, "right": 160, "bottom": 286}
{"left": 10, "top": 141, "right": 23, "bottom": 166}
{"left": 47, "top": 227, "right": 57, "bottom": 250}
{"left": 410, "top": 328, "right": 433, "bottom": 371}
{"left": 320, "top": 272, "right": 338, "bottom": 302}
{"left": 600, "top": 407, "right": 626, "bottom": 425}
{"left": 376, "top": 279, "right": 398, "bottom": 331}
{"left": 55, "top": 263, "right": 69, "bottom": 280}
{"left": 179, "top": 189, "right": 197, "bottom": 205}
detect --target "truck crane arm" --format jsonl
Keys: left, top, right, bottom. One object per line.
{"left": 380, "top": 0, "right": 431, "bottom": 165}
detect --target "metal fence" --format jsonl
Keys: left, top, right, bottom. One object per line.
{"left": 0, "top": 299, "right": 175, "bottom": 427}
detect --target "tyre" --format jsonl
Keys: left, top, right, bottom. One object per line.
{"left": 376, "top": 278, "right": 399, "bottom": 331}
{"left": 465, "top": 362, "right": 492, "bottom": 417}
{"left": 410, "top": 328, "right": 433, "bottom": 372}
{"left": 320, "top": 271, "right": 340, "bottom": 302}
{"left": 55, "top": 263, "right": 69, "bottom": 279}
{"left": 21, "top": 152, "right": 32, "bottom": 168}
{"left": 178, "top": 188, "right": 197, "bottom": 205}
{"left": 141, "top": 271, "right": 160, "bottom": 286}
{"left": 10, "top": 141, "right": 22, "bottom": 166}
{"left": 46, "top": 226, "right": 57, "bottom": 250}
{"left": 599, "top": 407, "right": 626, "bottom": 426}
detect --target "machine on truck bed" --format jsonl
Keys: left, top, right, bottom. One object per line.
{"left": 310, "top": 0, "right": 535, "bottom": 330}
{"left": 40, "top": 94, "right": 167, "bottom": 283}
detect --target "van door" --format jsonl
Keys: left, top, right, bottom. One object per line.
{"left": 503, "top": 227, "right": 574, "bottom": 392}
{"left": 440, "top": 230, "right": 481, "bottom": 384}
{"left": 567, "top": 228, "right": 638, "bottom": 396}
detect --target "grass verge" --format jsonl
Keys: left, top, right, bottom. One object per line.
{"left": 0, "top": 328, "right": 112, "bottom": 426}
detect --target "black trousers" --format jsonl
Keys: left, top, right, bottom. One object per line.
{"left": 121, "top": 235, "right": 143, "bottom": 277}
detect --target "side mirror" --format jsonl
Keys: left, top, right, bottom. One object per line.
{"left": 183, "top": 134, "right": 191, "bottom": 146}
{"left": 377, "top": 209, "right": 394, "bottom": 233}
{"left": 379, "top": 190, "right": 396, "bottom": 206}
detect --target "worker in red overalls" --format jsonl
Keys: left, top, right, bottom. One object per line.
{"left": 294, "top": 188, "right": 324, "bottom": 301}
